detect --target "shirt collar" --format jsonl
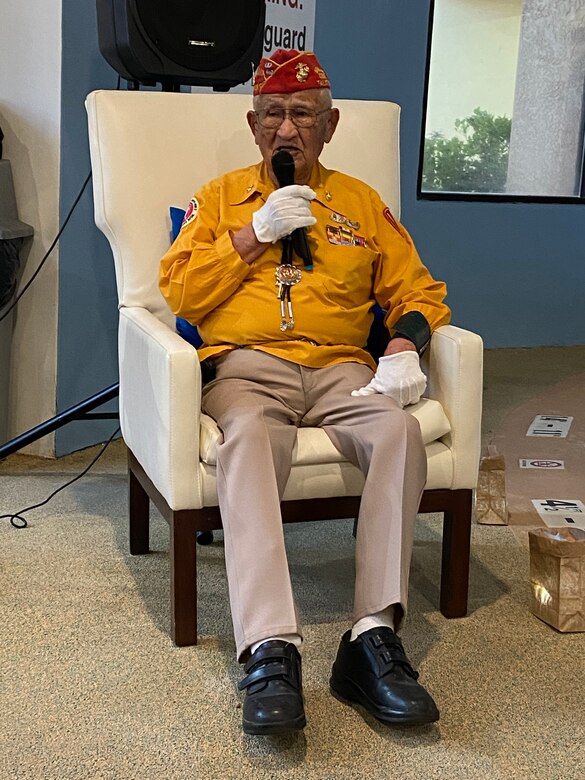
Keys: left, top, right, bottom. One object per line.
{"left": 229, "top": 161, "right": 337, "bottom": 209}
{"left": 228, "top": 163, "right": 273, "bottom": 205}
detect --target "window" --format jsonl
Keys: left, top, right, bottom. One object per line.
{"left": 420, "top": 0, "right": 585, "bottom": 201}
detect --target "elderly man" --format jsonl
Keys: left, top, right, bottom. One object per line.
{"left": 160, "top": 49, "right": 450, "bottom": 735}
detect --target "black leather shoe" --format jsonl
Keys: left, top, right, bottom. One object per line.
{"left": 330, "top": 627, "right": 439, "bottom": 725}
{"left": 238, "top": 640, "right": 306, "bottom": 735}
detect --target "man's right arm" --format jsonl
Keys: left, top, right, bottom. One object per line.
{"left": 159, "top": 181, "right": 255, "bottom": 323}
{"left": 159, "top": 180, "right": 317, "bottom": 323}
{"left": 230, "top": 223, "right": 268, "bottom": 265}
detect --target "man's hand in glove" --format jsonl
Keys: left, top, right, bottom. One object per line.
{"left": 351, "top": 351, "right": 427, "bottom": 407}
{"left": 252, "top": 185, "right": 316, "bottom": 244}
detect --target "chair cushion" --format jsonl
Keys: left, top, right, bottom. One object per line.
{"left": 200, "top": 397, "right": 451, "bottom": 467}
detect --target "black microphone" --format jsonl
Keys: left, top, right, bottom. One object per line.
{"left": 271, "top": 150, "right": 313, "bottom": 270}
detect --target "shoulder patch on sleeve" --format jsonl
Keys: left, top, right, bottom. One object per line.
{"left": 382, "top": 206, "right": 408, "bottom": 240}
{"left": 181, "top": 197, "right": 199, "bottom": 229}
{"left": 382, "top": 206, "right": 404, "bottom": 237}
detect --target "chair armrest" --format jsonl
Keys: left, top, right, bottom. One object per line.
{"left": 423, "top": 324, "right": 484, "bottom": 489}
{"left": 119, "top": 306, "right": 205, "bottom": 509}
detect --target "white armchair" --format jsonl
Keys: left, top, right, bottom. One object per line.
{"left": 86, "top": 90, "right": 483, "bottom": 646}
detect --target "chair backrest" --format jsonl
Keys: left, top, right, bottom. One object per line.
{"left": 86, "top": 90, "right": 401, "bottom": 327}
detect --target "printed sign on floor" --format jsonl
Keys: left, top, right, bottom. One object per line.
{"left": 519, "top": 459, "right": 565, "bottom": 470}
{"left": 531, "top": 499, "right": 585, "bottom": 529}
{"left": 526, "top": 415, "right": 573, "bottom": 438}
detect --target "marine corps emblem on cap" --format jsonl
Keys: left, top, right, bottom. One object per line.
{"left": 295, "top": 62, "right": 310, "bottom": 82}
{"left": 253, "top": 49, "right": 331, "bottom": 95}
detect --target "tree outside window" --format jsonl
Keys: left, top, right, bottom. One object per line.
{"left": 422, "top": 108, "right": 512, "bottom": 193}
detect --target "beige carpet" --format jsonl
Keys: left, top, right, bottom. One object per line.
{"left": 2, "top": 347, "right": 585, "bottom": 780}
{"left": 1, "top": 454, "right": 584, "bottom": 779}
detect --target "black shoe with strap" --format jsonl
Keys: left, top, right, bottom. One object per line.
{"left": 330, "top": 627, "right": 439, "bottom": 725}
{"left": 238, "top": 640, "right": 306, "bottom": 735}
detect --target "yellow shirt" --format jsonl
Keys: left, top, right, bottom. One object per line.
{"left": 159, "top": 162, "right": 451, "bottom": 370}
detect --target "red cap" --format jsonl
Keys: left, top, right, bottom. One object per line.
{"left": 253, "top": 49, "right": 330, "bottom": 96}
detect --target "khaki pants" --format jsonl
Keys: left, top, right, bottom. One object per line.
{"left": 201, "top": 349, "right": 427, "bottom": 660}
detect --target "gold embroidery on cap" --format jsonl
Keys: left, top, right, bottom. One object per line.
{"left": 314, "top": 66, "right": 328, "bottom": 85}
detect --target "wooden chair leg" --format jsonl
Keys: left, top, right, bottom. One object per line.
{"left": 129, "top": 464, "right": 149, "bottom": 555}
{"left": 170, "top": 510, "right": 199, "bottom": 647}
{"left": 440, "top": 488, "right": 472, "bottom": 618}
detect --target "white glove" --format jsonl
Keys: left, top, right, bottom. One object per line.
{"left": 252, "top": 185, "right": 317, "bottom": 243}
{"left": 351, "top": 351, "right": 427, "bottom": 407}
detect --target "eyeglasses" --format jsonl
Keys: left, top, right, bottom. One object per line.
{"left": 255, "top": 107, "right": 331, "bottom": 129}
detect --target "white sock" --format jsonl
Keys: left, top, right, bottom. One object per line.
{"left": 250, "top": 634, "right": 302, "bottom": 655}
{"left": 350, "top": 607, "right": 395, "bottom": 641}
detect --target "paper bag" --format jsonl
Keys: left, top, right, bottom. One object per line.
{"left": 475, "top": 445, "right": 508, "bottom": 524}
{"left": 528, "top": 527, "right": 585, "bottom": 632}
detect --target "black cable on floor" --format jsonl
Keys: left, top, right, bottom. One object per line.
{"left": 0, "top": 427, "right": 120, "bottom": 529}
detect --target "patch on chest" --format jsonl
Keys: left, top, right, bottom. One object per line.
{"left": 330, "top": 212, "right": 361, "bottom": 231}
{"left": 326, "top": 224, "right": 367, "bottom": 248}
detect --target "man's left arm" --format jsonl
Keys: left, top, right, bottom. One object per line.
{"left": 352, "top": 198, "right": 450, "bottom": 406}
{"left": 376, "top": 224, "right": 449, "bottom": 348}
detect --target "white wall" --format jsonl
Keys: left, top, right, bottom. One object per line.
{"left": 426, "top": 0, "right": 523, "bottom": 135}
{"left": 0, "top": 0, "right": 62, "bottom": 455}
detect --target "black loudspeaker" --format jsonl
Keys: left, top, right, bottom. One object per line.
{"left": 96, "top": 0, "right": 266, "bottom": 90}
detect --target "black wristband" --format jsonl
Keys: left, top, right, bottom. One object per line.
{"left": 390, "top": 311, "right": 431, "bottom": 355}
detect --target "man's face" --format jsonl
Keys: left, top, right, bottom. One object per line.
{"left": 247, "top": 89, "right": 340, "bottom": 185}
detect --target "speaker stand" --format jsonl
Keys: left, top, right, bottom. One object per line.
{"left": 0, "top": 383, "right": 119, "bottom": 461}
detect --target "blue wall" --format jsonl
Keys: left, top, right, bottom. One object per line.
{"left": 56, "top": 0, "right": 585, "bottom": 453}
{"left": 57, "top": 0, "right": 119, "bottom": 455}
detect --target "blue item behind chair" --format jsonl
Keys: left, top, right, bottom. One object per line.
{"left": 170, "top": 206, "right": 186, "bottom": 242}
{"left": 171, "top": 207, "right": 203, "bottom": 348}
